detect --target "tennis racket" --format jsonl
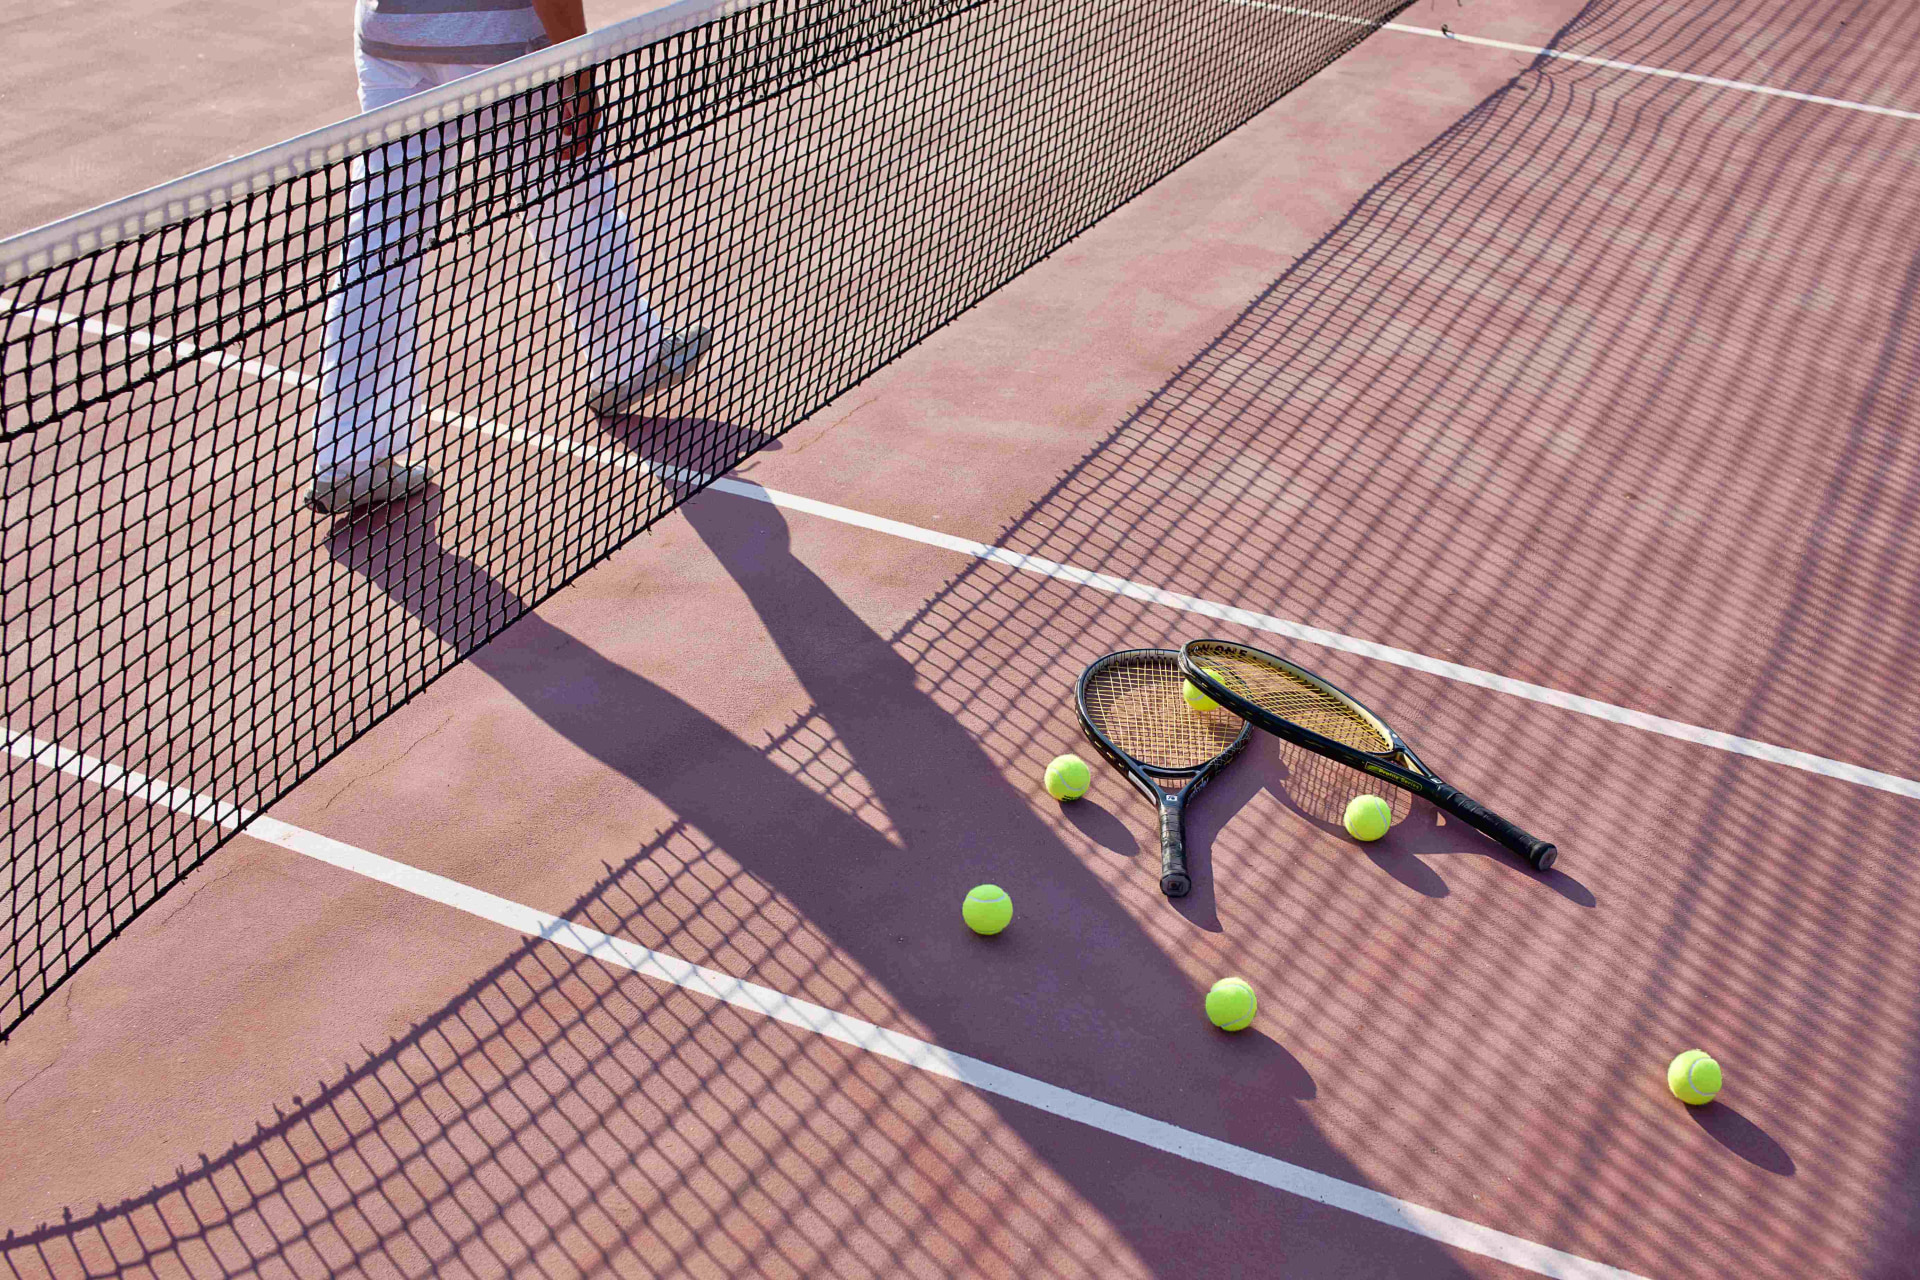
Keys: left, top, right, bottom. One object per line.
{"left": 1179, "top": 639, "right": 1558, "bottom": 871}
{"left": 1075, "top": 649, "right": 1253, "bottom": 897}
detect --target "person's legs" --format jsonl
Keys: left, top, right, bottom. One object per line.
{"left": 308, "top": 52, "right": 447, "bottom": 514}
{"left": 310, "top": 51, "right": 716, "bottom": 514}
{"left": 502, "top": 87, "right": 708, "bottom": 415}
{"left": 528, "top": 167, "right": 665, "bottom": 393}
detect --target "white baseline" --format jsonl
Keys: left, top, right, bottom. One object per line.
{"left": 0, "top": 729, "right": 1645, "bottom": 1280}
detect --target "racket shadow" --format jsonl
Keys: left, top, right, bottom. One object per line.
{"left": 1267, "top": 739, "right": 1449, "bottom": 898}
{"left": 1266, "top": 740, "right": 1595, "bottom": 906}
{"left": 1162, "top": 745, "right": 1277, "bottom": 932}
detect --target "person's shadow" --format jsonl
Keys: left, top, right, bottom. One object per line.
{"left": 304, "top": 479, "right": 1481, "bottom": 1275}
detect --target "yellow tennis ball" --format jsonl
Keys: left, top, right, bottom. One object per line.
{"left": 1667, "top": 1050, "right": 1722, "bottom": 1105}
{"left": 1043, "top": 754, "right": 1091, "bottom": 800}
{"left": 1344, "top": 794, "right": 1391, "bottom": 841}
{"left": 962, "top": 884, "right": 1013, "bottom": 935}
{"left": 1205, "top": 977, "right": 1257, "bottom": 1031}
{"left": 1182, "top": 678, "right": 1219, "bottom": 712}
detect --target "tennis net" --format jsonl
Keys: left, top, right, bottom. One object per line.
{"left": 0, "top": 0, "right": 1406, "bottom": 1034}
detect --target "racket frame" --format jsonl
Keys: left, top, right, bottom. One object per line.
{"left": 1075, "top": 648, "right": 1253, "bottom": 897}
{"left": 1178, "top": 639, "right": 1558, "bottom": 871}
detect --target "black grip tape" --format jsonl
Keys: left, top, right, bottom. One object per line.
{"left": 1432, "top": 783, "right": 1557, "bottom": 871}
{"left": 1158, "top": 793, "right": 1190, "bottom": 897}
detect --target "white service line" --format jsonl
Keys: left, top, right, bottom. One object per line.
{"left": 13, "top": 301, "right": 1918, "bottom": 801}
{"left": 457, "top": 414, "right": 1920, "bottom": 801}
{"left": 1233, "top": 3, "right": 1920, "bottom": 122}
{"left": 707, "top": 477, "right": 1920, "bottom": 802}
{"left": 0, "top": 728, "right": 1644, "bottom": 1280}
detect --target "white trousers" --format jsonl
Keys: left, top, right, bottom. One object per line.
{"left": 314, "top": 48, "right": 661, "bottom": 476}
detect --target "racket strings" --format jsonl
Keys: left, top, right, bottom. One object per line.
{"left": 1186, "top": 642, "right": 1394, "bottom": 754}
{"left": 1083, "top": 652, "right": 1243, "bottom": 770}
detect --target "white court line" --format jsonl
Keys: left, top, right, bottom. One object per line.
{"left": 12, "top": 300, "right": 1919, "bottom": 800}
{"left": 14, "top": 304, "right": 307, "bottom": 387}
{"left": 1234, "top": 3, "right": 1920, "bottom": 122}
{"left": 12, "top": 297, "right": 1918, "bottom": 800}
{"left": 461, "top": 417, "right": 1920, "bottom": 801}
{"left": 2, "top": 28, "right": 1904, "bottom": 1269}
{"left": 707, "top": 478, "right": 1920, "bottom": 802}
{"left": 0, "top": 728, "right": 1644, "bottom": 1280}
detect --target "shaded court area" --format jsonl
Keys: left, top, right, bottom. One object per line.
{"left": 0, "top": 0, "right": 1408, "bottom": 1039}
{"left": 1, "top": 483, "right": 1512, "bottom": 1277}
{"left": 4, "top": 0, "right": 1920, "bottom": 1277}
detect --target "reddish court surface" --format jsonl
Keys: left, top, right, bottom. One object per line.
{"left": 5, "top": 1, "right": 1920, "bottom": 1278}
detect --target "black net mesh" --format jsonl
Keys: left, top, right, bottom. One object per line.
{"left": 0, "top": 0, "right": 1406, "bottom": 1034}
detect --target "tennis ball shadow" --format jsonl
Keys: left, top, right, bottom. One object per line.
{"left": 1362, "top": 836, "right": 1451, "bottom": 899}
{"left": 1265, "top": 741, "right": 1450, "bottom": 899}
{"left": 1269, "top": 741, "right": 1598, "bottom": 907}
{"left": 1687, "top": 1100, "right": 1796, "bottom": 1176}
{"left": 1206, "top": 1025, "right": 1317, "bottom": 1101}
{"left": 1062, "top": 799, "right": 1140, "bottom": 859}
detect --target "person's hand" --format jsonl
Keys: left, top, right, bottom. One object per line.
{"left": 558, "top": 68, "right": 597, "bottom": 161}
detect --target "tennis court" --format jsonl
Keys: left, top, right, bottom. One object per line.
{"left": 3, "top": 0, "right": 1918, "bottom": 1275}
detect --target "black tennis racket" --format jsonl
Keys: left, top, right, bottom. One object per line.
{"left": 1179, "top": 639, "right": 1558, "bottom": 871}
{"left": 1076, "top": 649, "right": 1253, "bottom": 897}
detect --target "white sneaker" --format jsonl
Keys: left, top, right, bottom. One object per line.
{"left": 304, "top": 459, "right": 433, "bottom": 516}
{"left": 588, "top": 324, "right": 712, "bottom": 415}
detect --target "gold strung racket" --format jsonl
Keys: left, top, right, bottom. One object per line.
{"left": 1180, "top": 639, "right": 1557, "bottom": 870}
{"left": 1075, "top": 649, "right": 1252, "bottom": 897}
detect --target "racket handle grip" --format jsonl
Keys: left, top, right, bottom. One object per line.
{"left": 1432, "top": 783, "right": 1558, "bottom": 872}
{"left": 1157, "top": 794, "right": 1191, "bottom": 897}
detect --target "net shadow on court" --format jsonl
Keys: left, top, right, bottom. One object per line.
{"left": 892, "top": 0, "right": 1919, "bottom": 1274}
{"left": 6, "top": 0, "right": 1920, "bottom": 1275}
{"left": 1, "top": 485, "right": 1470, "bottom": 1278}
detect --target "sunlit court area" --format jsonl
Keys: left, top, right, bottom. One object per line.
{"left": 3, "top": 0, "right": 1918, "bottom": 1275}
